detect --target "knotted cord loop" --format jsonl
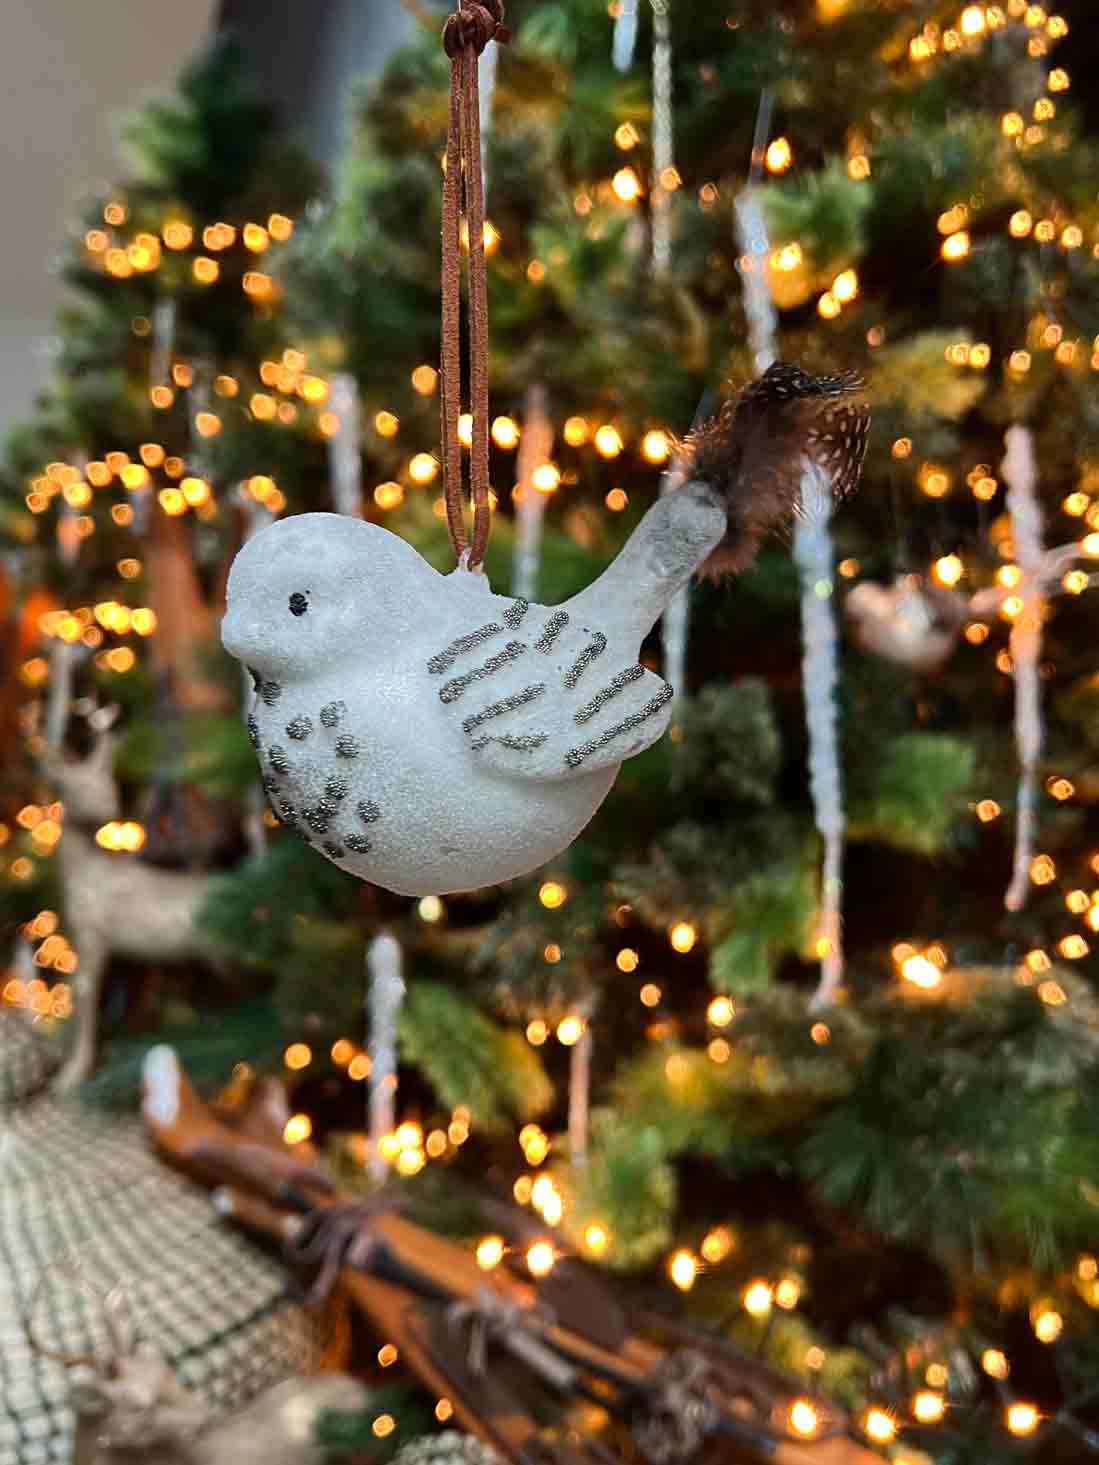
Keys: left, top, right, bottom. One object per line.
{"left": 440, "top": 1, "right": 507, "bottom": 570}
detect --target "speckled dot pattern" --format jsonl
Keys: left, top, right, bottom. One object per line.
{"left": 222, "top": 494, "right": 727, "bottom": 894}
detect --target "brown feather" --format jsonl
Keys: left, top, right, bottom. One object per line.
{"left": 683, "top": 362, "right": 870, "bottom": 578}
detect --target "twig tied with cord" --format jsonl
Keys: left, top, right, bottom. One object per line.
{"left": 440, "top": 0, "right": 508, "bottom": 570}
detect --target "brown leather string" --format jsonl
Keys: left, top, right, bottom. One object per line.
{"left": 440, "top": 1, "right": 507, "bottom": 569}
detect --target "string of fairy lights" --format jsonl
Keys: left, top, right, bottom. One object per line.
{"left": 4, "top": 0, "right": 1098, "bottom": 1454}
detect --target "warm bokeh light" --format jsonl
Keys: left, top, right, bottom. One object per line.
{"left": 556, "top": 1015, "right": 585, "bottom": 1046}
{"left": 1006, "top": 1403, "right": 1040, "bottom": 1437}
{"left": 789, "top": 1400, "right": 820, "bottom": 1438}
{"left": 912, "top": 1390, "right": 946, "bottom": 1423}
{"left": 283, "top": 1113, "right": 312, "bottom": 1145}
{"left": 612, "top": 167, "right": 642, "bottom": 202}
{"left": 526, "top": 1241, "right": 556, "bottom": 1277}
{"left": 669, "top": 921, "right": 697, "bottom": 953}
{"left": 409, "top": 453, "right": 439, "bottom": 485}
{"left": 765, "top": 136, "right": 793, "bottom": 173}
{"left": 863, "top": 1408, "right": 896, "bottom": 1444}
{"left": 668, "top": 1249, "right": 698, "bottom": 1291}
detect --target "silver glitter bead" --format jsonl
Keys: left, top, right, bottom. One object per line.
{"left": 439, "top": 641, "right": 528, "bottom": 704}
{"left": 427, "top": 622, "right": 503, "bottom": 675}
{"left": 535, "top": 610, "right": 569, "bottom": 653}
{"left": 574, "top": 664, "right": 646, "bottom": 725}
{"left": 344, "top": 833, "right": 372, "bottom": 854}
{"left": 564, "top": 632, "right": 607, "bottom": 689}
{"left": 358, "top": 800, "right": 381, "bottom": 825}
{"left": 566, "top": 683, "right": 673, "bottom": 768}
{"left": 462, "top": 683, "right": 546, "bottom": 736}
{"left": 320, "top": 701, "right": 346, "bottom": 728}
{"left": 335, "top": 734, "right": 360, "bottom": 759}
{"left": 286, "top": 715, "right": 313, "bottom": 741}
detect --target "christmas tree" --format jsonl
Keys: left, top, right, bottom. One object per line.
{"left": 5, "top": 4, "right": 1099, "bottom": 1462}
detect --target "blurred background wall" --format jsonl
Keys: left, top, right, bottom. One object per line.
{"left": 0, "top": 0, "right": 413, "bottom": 437}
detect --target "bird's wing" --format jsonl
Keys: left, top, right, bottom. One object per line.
{"left": 424, "top": 597, "right": 673, "bottom": 781}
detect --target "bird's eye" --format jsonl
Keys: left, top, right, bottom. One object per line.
{"left": 289, "top": 592, "right": 309, "bottom": 617}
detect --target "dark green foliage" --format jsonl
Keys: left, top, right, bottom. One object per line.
{"left": 398, "top": 982, "right": 554, "bottom": 1129}
{"left": 561, "top": 1114, "right": 678, "bottom": 1268}
{"left": 676, "top": 680, "right": 781, "bottom": 808}
{"left": 847, "top": 732, "right": 976, "bottom": 855}
{"left": 315, "top": 1385, "right": 435, "bottom": 1462}
{"left": 119, "top": 33, "right": 317, "bottom": 219}
{"left": 79, "top": 999, "right": 284, "bottom": 1109}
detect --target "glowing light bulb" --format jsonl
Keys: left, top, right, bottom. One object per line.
{"left": 933, "top": 554, "right": 963, "bottom": 586}
{"left": 526, "top": 1019, "right": 549, "bottom": 1046}
{"left": 563, "top": 416, "right": 589, "bottom": 447}
{"left": 700, "top": 1227, "right": 734, "bottom": 1263}
{"left": 556, "top": 1015, "right": 585, "bottom": 1047}
{"left": 612, "top": 167, "right": 642, "bottom": 202}
{"left": 539, "top": 881, "right": 567, "bottom": 909}
{"left": 526, "top": 1241, "right": 556, "bottom": 1277}
{"left": 492, "top": 416, "right": 520, "bottom": 449}
{"left": 707, "top": 996, "right": 734, "bottom": 1027}
{"left": 913, "top": 1391, "right": 946, "bottom": 1423}
{"left": 668, "top": 1250, "right": 698, "bottom": 1291}
{"left": 743, "top": 1281, "right": 773, "bottom": 1318}
{"left": 284, "top": 1043, "right": 312, "bottom": 1070}
{"left": 832, "top": 268, "right": 859, "bottom": 302}
{"left": 283, "top": 1113, "right": 312, "bottom": 1145}
{"left": 531, "top": 462, "right": 561, "bottom": 494}
{"left": 373, "top": 482, "right": 404, "bottom": 511}
{"left": 789, "top": 1400, "right": 820, "bottom": 1438}
{"left": 960, "top": 5, "right": 986, "bottom": 35}
{"left": 584, "top": 1223, "right": 610, "bottom": 1255}
{"left": 765, "top": 137, "right": 793, "bottom": 173}
{"left": 774, "top": 1276, "right": 801, "bottom": 1309}
{"left": 863, "top": 1408, "right": 896, "bottom": 1444}
{"left": 941, "top": 231, "right": 971, "bottom": 261}
{"left": 641, "top": 429, "right": 670, "bottom": 464}
{"left": 594, "top": 425, "right": 624, "bottom": 459}
{"left": 1006, "top": 1403, "right": 1040, "bottom": 1437}
{"left": 669, "top": 921, "right": 697, "bottom": 953}
{"left": 409, "top": 453, "right": 438, "bottom": 485}
{"left": 476, "top": 1235, "right": 505, "bottom": 1270}
{"left": 901, "top": 954, "right": 942, "bottom": 989}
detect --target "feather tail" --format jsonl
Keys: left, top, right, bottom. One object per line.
{"left": 685, "top": 361, "right": 870, "bottom": 578}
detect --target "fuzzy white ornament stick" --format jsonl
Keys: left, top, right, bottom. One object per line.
{"left": 327, "top": 374, "right": 364, "bottom": 519}
{"left": 651, "top": 0, "right": 674, "bottom": 276}
{"left": 511, "top": 385, "right": 554, "bottom": 601}
{"left": 795, "top": 470, "right": 845, "bottom": 1007}
{"left": 1001, "top": 425, "right": 1044, "bottom": 913}
{"left": 367, "top": 931, "right": 405, "bottom": 1183}
{"left": 734, "top": 182, "right": 849, "bottom": 1006}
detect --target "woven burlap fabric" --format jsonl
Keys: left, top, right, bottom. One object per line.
{"left": 0, "top": 1082, "right": 319, "bottom": 1465}
{"left": 0, "top": 1012, "right": 60, "bottom": 1110}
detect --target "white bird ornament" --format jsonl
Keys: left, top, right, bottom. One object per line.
{"left": 222, "top": 363, "right": 869, "bottom": 896}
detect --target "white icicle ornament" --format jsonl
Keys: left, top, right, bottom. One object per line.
{"left": 221, "top": 364, "right": 869, "bottom": 896}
